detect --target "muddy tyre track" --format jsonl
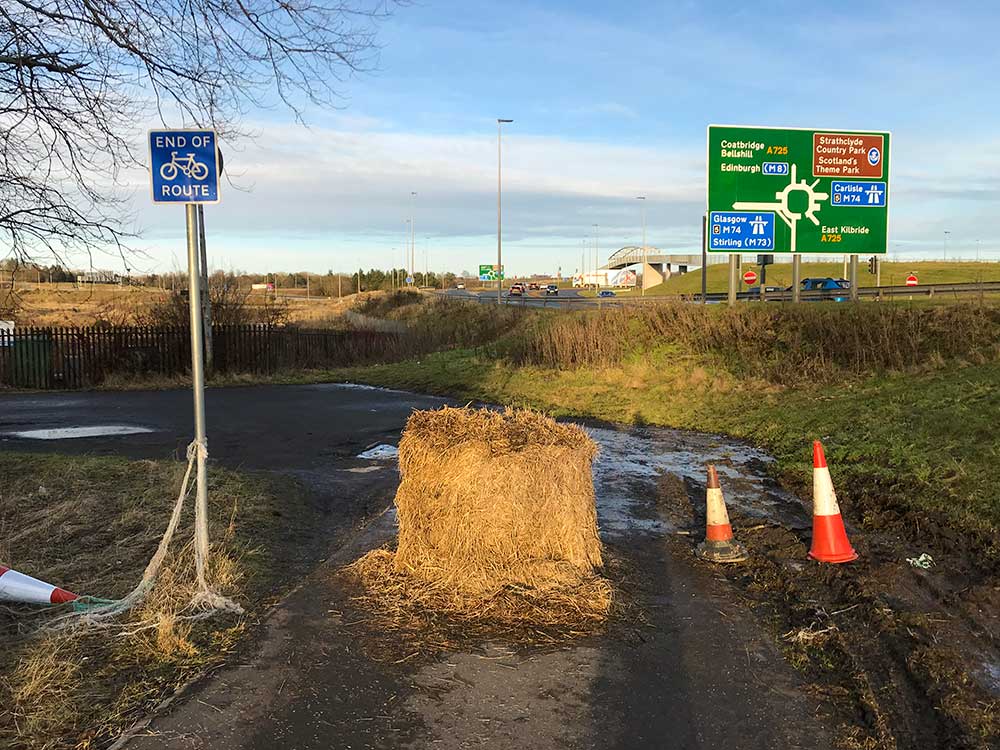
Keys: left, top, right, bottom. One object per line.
{"left": 655, "top": 469, "right": 1000, "bottom": 750}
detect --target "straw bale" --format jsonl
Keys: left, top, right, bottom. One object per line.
{"left": 347, "top": 407, "right": 611, "bottom": 628}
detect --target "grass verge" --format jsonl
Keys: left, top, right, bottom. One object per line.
{"left": 633, "top": 260, "right": 1000, "bottom": 296}
{"left": 318, "top": 319, "right": 999, "bottom": 560}
{"left": 0, "top": 452, "right": 321, "bottom": 749}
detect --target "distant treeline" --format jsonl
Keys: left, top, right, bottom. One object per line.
{"left": 0, "top": 261, "right": 469, "bottom": 296}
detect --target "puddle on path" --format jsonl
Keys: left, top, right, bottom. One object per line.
{"left": 7, "top": 425, "right": 155, "bottom": 440}
{"left": 329, "top": 423, "right": 803, "bottom": 540}
{"left": 587, "top": 424, "right": 806, "bottom": 536}
{"left": 358, "top": 444, "right": 399, "bottom": 460}
{"left": 979, "top": 659, "right": 1000, "bottom": 697}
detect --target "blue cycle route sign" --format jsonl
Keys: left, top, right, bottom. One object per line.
{"left": 149, "top": 129, "right": 221, "bottom": 204}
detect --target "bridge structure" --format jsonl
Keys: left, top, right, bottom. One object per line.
{"left": 602, "top": 247, "right": 711, "bottom": 289}
{"left": 604, "top": 246, "right": 703, "bottom": 273}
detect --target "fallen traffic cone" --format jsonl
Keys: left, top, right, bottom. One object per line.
{"left": 696, "top": 465, "right": 748, "bottom": 563}
{"left": 808, "top": 441, "right": 858, "bottom": 563}
{"left": 0, "top": 564, "right": 79, "bottom": 605}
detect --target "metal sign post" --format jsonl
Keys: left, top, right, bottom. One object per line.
{"left": 197, "top": 205, "right": 213, "bottom": 370}
{"left": 149, "top": 129, "right": 221, "bottom": 590}
{"left": 727, "top": 254, "right": 738, "bottom": 306}
{"left": 701, "top": 214, "right": 707, "bottom": 304}
{"left": 185, "top": 204, "right": 210, "bottom": 585}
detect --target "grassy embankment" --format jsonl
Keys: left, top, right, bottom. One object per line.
{"left": 325, "top": 300, "right": 1000, "bottom": 555}
{"left": 611, "top": 260, "right": 1000, "bottom": 296}
{"left": 0, "top": 453, "right": 318, "bottom": 749}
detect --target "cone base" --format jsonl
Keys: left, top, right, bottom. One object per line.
{"left": 697, "top": 538, "right": 748, "bottom": 564}
{"left": 808, "top": 549, "right": 858, "bottom": 564}
{"left": 809, "top": 513, "right": 858, "bottom": 564}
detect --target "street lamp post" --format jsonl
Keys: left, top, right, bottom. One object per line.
{"left": 497, "top": 118, "right": 513, "bottom": 304}
{"left": 636, "top": 196, "right": 646, "bottom": 295}
{"left": 404, "top": 220, "right": 411, "bottom": 285}
{"left": 410, "top": 192, "right": 417, "bottom": 285}
{"left": 943, "top": 230, "right": 950, "bottom": 263}
{"left": 593, "top": 224, "right": 599, "bottom": 289}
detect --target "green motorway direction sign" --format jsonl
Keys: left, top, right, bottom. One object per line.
{"left": 479, "top": 264, "right": 504, "bottom": 281}
{"left": 707, "top": 125, "right": 890, "bottom": 254}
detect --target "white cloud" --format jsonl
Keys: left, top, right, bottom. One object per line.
{"left": 95, "top": 118, "right": 1000, "bottom": 274}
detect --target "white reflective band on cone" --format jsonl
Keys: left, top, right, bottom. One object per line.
{"left": 706, "top": 487, "right": 731, "bottom": 526}
{"left": 0, "top": 567, "right": 59, "bottom": 605}
{"left": 812, "top": 466, "right": 842, "bottom": 517}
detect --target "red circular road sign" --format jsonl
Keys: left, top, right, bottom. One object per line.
{"left": 906, "top": 274, "right": 918, "bottom": 287}
{"left": 742, "top": 270, "right": 758, "bottom": 285}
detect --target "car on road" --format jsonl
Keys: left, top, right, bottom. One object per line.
{"left": 545, "top": 284, "right": 559, "bottom": 295}
{"left": 456, "top": 283, "right": 465, "bottom": 289}
{"left": 508, "top": 284, "right": 524, "bottom": 296}
{"left": 528, "top": 282, "right": 540, "bottom": 290}
{"left": 791, "top": 277, "right": 851, "bottom": 302}
{"left": 597, "top": 289, "right": 616, "bottom": 298}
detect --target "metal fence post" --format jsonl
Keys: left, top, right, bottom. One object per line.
{"left": 792, "top": 255, "right": 802, "bottom": 303}
{"left": 727, "top": 254, "right": 738, "bottom": 306}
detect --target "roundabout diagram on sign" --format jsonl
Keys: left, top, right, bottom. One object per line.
{"left": 707, "top": 125, "right": 890, "bottom": 255}
{"left": 732, "top": 164, "right": 829, "bottom": 253}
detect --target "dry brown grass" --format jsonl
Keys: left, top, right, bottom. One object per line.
{"left": 0, "top": 452, "right": 311, "bottom": 749}
{"left": 502, "top": 301, "right": 1000, "bottom": 384}
{"left": 6, "top": 635, "right": 83, "bottom": 748}
{"left": 1, "top": 541, "right": 241, "bottom": 749}
{"left": 10, "top": 285, "right": 165, "bottom": 327}
{"left": 346, "top": 407, "right": 612, "bottom": 634}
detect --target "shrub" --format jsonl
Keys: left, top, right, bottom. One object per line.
{"left": 138, "top": 276, "right": 288, "bottom": 327}
{"left": 502, "top": 301, "right": 1000, "bottom": 384}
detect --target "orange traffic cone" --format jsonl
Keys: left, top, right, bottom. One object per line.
{"left": 696, "top": 465, "right": 748, "bottom": 563}
{"left": 0, "top": 565, "right": 78, "bottom": 605}
{"left": 808, "top": 441, "right": 858, "bottom": 563}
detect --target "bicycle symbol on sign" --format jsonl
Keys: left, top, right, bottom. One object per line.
{"left": 159, "top": 152, "right": 209, "bottom": 181}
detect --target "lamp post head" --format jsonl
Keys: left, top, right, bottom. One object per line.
{"left": 636, "top": 196, "right": 646, "bottom": 200}
{"left": 498, "top": 118, "right": 513, "bottom": 124}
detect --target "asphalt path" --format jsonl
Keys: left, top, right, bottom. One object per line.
{"left": 0, "top": 384, "right": 444, "bottom": 470}
{"left": 0, "top": 385, "right": 836, "bottom": 749}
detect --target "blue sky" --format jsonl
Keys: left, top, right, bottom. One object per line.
{"left": 123, "top": 0, "right": 999, "bottom": 276}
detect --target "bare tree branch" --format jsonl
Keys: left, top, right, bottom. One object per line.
{"left": 1, "top": 0, "right": 395, "bottom": 267}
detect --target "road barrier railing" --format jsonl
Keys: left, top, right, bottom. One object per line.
{"left": 470, "top": 280, "right": 1000, "bottom": 307}
{"left": 696, "top": 280, "right": 1000, "bottom": 304}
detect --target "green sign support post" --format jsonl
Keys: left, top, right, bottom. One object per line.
{"left": 707, "top": 125, "right": 890, "bottom": 304}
